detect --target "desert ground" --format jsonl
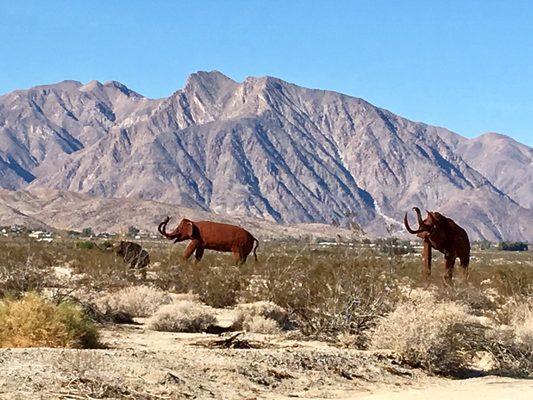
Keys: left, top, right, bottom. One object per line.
{"left": 1, "top": 316, "right": 531, "bottom": 399}
{"left": 0, "top": 236, "right": 531, "bottom": 399}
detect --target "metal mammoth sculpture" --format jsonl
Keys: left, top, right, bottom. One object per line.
{"left": 158, "top": 217, "right": 259, "bottom": 265}
{"left": 404, "top": 207, "right": 470, "bottom": 284}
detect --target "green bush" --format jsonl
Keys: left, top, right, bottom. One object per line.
{"left": 76, "top": 241, "right": 96, "bottom": 250}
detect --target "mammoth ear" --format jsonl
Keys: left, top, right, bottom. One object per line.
{"left": 427, "top": 211, "right": 443, "bottom": 226}
{"left": 184, "top": 220, "right": 194, "bottom": 238}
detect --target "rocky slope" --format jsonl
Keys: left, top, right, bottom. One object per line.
{"left": 439, "top": 131, "right": 533, "bottom": 209}
{"left": 0, "top": 71, "right": 531, "bottom": 240}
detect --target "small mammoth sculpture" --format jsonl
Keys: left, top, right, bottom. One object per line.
{"left": 404, "top": 207, "right": 470, "bottom": 284}
{"left": 114, "top": 241, "right": 150, "bottom": 277}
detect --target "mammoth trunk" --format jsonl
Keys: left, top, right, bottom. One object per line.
{"left": 158, "top": 217, "right": 178, "bottom": 239}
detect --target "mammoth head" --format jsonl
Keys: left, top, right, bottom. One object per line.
{"left": 404, "top": 207, "right": 440, "bottom": 235}
{"left": 425, "top": 210, "right": 444, "bottom": 226}
{"left": 114, "top": 241, "right": 128, "bottom": 255}
{"left": 158, "top": 216, "right": 196, "bottom": 242}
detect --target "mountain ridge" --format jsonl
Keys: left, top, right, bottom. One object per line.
{"left": 0, "top": 71, "right": 531, "bottom": 241}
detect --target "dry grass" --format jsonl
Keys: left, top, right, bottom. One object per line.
{"left": 146, "top": 300, "right": 217, "bottom": 332}
{"left": 501, "top": 298, "right": 533, "bottom": 358}
{"left": 370, "top": 290, "right": 485, "bottom": 375}
{"left": 371, "top": 289, "right": 533, "bottom": 376}
{"left": 514, "top": 309, "right": 533, "bottom": 353}
{"left": 0, "top": 293, "right": 98, "bottom": 348}
{"left": 94, "top": 285, "right": 172, "bottom": 318}
{"left": 232, "top": 301, "right": 288, "bottom": 333}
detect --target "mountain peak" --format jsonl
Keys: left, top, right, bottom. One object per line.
{"left": 80, "top": 80, "right": 104, "bottom": 91}
{"left": 185, "top": 70, "right": 236, "bottom": 88}
{"left": 103, "top": 80, "right": 137, "bottom": 96}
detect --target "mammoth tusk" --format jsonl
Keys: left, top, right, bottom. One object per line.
{"left": 413, "top": 207, "right": 424, "bottom": 226}
{"left": 404, "top": 211, "right": 426, "bottom": 234}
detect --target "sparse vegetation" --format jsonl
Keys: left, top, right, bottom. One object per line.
{"left": 0, "top": 236, "right": 531, "bottom": 378}
{"left": 370, "top": 290, "right": 485, "bottom": 374}
{"left": 75, "top": 240, "right": 97, "bottom": 250}
{"left": 94, "top": 285, "right": 172, "bottom": 318}
{"left": 232, "top": 301, "right": 288, "bottom": 333}
{"left": 371, "top": 290, "right": 533, "bottom": 376}
{"left": 147, "top": 300, "right": 217, "bottom": 332}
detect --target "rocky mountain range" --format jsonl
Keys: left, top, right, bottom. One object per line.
{"left": 0, "top": 71, "right": 531, "bottom": 241}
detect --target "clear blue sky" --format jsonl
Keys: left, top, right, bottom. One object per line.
{"left": 1, "top": 0, "right": 532, "bottom": 146}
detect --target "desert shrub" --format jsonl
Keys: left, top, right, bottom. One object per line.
{"left": 66, "top": 245, "right": 139, "bottom": 290}
{"left": 484, "top": 322, "right": 533, "bottom": 376}
{"left": 152, "top": 256, "right": 249, "bottom": 307}
{"left": 513, "top": 305, "right": 533, "bottom": 353}
{"left": 232, "top": 301, "right": 288, "bottom": 333}
{"left": 494, "top": 269, "right": 533, "bottom": 298}
{"left": 0, "top": 293, "right": 98, "bottom": 348}
{"left": 170, "top": 292, "right": 200, "bottom": 303}
{"left": 370, "top": 290, "right": 485, "bottom": 375}
{"left": 147, "top": 300, "right": 217, "bottom": 332}
{"left": 498, "top": 298, "right": 533, "bottom": 355}
{"left": 94, "top": 285, "right": 172, "bottom": 318}
{"left": 251, "top": 254, "right": 401, "bottom": 344}
{"left": 76, "top": 241, "right": 96, "bottom": 250}
{"left": 0, "top": 258, "right": 52, "bottom": 298}
{"left": 191, "top": 265, "right": 246, "bottom": 307}
{"left": 0, "top": 239, "right": 60, "bottom": 296}
{"left": 436, "top": 283, "right": 502, "bottom": 318}
{"left": 241, "top": 315, "right": 281, "bottom": 334}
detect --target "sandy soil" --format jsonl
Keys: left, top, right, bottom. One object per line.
{"left": 1, "top": 320, "right": 530, "bottom": 400}
{"left": 350, "top": 376, "right": 533, "bottom": 400}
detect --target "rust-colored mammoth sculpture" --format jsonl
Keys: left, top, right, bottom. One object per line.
{"left": 404, "top": 207, "right": 470, "bottom": 284}
{"left": 158, "top": 217, "right": 259, "bottom": 264}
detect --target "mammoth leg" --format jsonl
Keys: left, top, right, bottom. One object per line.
{"left": 443, "top": 253, "right": 456, "bottom": 286}
{"left": 137, "top": 252, "right": 149, "bottom": 280}
{"left": 231, "top": 251, "right": 242, "bottom": 265}
{"left": 422, "top": 240, "right": 432, "bottom": 281}
{"left": 194, "top": 247, "right": 204, "bottom": 262}
{"left": 183, "top": 240, "right": 200, "bottom": 261}
{"left": 459, "top": 256, "right": 469, "bottom": 280}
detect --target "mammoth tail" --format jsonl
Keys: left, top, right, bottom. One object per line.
{"left": 253, "top": 238, "right": 259, "bottom": 262}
